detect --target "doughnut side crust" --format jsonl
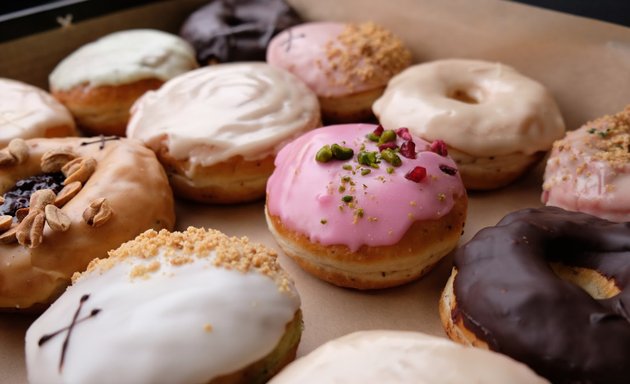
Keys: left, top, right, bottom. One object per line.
{"left": 0, "top": 138, "right": 175, "bottom": 310}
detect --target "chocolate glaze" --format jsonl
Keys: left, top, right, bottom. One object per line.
{"left": 0, "top": 173, "right": 65, "bottom": 217}
{"left": 180, "top": 0, "right": 302, "bottom": 64}
{"left": 453, "top": 206, "right": 630, "bottom": 383}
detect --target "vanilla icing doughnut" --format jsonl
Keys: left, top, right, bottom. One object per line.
{"left": 266, "top": 124, "right": 467, "bottom": 289}
{"left": 0, "top": 79, "right": 76, "bottom": 147}
{"left": 373, "top": 59, "right": 565, "bottom": 189}
{"left": 0, "top": 137, "right": 174, "bottom": 311}
{"left": 127, "top": 62, "right": 320, "bottom": 203}
{"left": 543, "top": 105, "right": 630, "bottom": 222}
{"left": 267, "top": 22, "right": 411, "bottom": 123}
{"left": 50, "top": 29, "right": 198, "bottom": 136}
{"left": 26, "top": 227, "right": 302, "bottom": 384}
{"left": 269, "top": 331, "right": 548, "bottom": 384}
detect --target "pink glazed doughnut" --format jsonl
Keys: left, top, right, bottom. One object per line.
{"left": 542, "top": 105, "right": 630, "bottom": 222}
{"left": 266, "top": 22, "right": 411, "bottom": 124}
{"left": 265, "top": 124, "right": 467, "bottom": 289}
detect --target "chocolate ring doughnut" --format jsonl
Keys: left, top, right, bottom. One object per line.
{"left": 180, "top": 0, "right": 302, "bottom": 64}
{"left": 439, "top": 206, "right": 630, "bottom": 383}
{"left": 0, "top": 137, "right": 175, "bottom": 311}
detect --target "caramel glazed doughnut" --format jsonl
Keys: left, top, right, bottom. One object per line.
{"left": 373, "top": 59, "right": 565, "bottom": 190}
{"left": 440, "top": 207, "right": 630, "bottom": 383}
{"left": 0, "top": 137, "right": 175, "bottom": 311}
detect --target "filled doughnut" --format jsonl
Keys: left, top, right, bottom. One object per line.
{"left": 269, "top": 331, "right": 548, "bottom": 383}
{"left": 373, "top": 59, "right": 565, "bottom": 190}
{"left": 439, "top": 206, "right": 630, "bottom": 383}
{"left": 49, "top": 29, "right": 198, "bottom": 136}
{"left": 127, "top": 62, "right": 320, "bottom": 204}
{"left": 0, "top": 137, "right": 175, "bottom": 311}
{"left": 0, "top": 78, "right": 77, "bottom": 147}
{"left": 180, "top": 0, "right": 302, "bottom": 64}
{"left": 543, "top": 105, "right": 630, "bottom": 222}
{"left": 265, "top": 124, "right": 467, "bottom": 289}
{"left": 267, "top": 22, "right": 412, "bottom": 123}
{"left": 25, "top": 227, "right": 302, "bottom": 384}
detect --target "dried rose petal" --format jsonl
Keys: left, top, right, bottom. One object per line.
{"left": 400, "top": 140, "right": 416, "bottom": 159}
{"left": 396, "top": 127, "right": 412, "bottom": 141}
{"left": 378, "top": 142, "right": 398, "bottom": 151}
{"left": 405, "top": 166, "right": 427, "bottom": 183}
{"left": 373, "top": 125, "right": 384, "bottom": 136}
{"left": 430, "top": 140, "right": 448, "bottom": 156}
{"left": 439, "top": 164, "right": 458, "bottom": 175}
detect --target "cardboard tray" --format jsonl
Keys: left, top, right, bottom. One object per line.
{"left": 1, "top": 0, "right": 629, "bottom": 382}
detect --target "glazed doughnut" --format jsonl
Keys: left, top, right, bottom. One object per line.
{"left": 0, "top": 78, "right": 76, "bottom": 147}
{"left": 543, "top": 105, "right": 630, "bottom": 222}
{"left": 373, "top": 59, "right": 566, "bottom": 190}
{"left": 267, "top": 22, "right": 412, "bottom": 123}
{"left": 49, "top": 29, "right": 198, "bottom": 136}
{"left": 269, "top": 331, "right": 548, "bottom": 384}
{"left": 180, "top": 0, "right": 302, "bottom": 64}
{"left": 0, "top": 137, "right": 175, "bottom": 311}
{"left": 26, "top": 227, "right": 302, "bottom": 384}
{"left": 440, "top": 207, "right": 630, "bottom": 383}
{"left": 265, "top": 124, "right": 467, "bottom": 289}
{"left": 127, "top": 62, "right": 320, "bottom": 204}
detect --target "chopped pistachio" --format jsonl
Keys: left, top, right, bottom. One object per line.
{"left": 342, "top": 164, "right": 353, "bottom": 171}
{"left": 361, "top": 168, "right": 371, "bottom": 176}
{"left": 315, "top": 145, "right": 333, "bottom": 162}
{"left": 381, "top": 148, "right": 402, "bottom": 166}
{"left": 386, "top": 167, "right": 394, "bottom": 174}
{"left": 342, "top": 195, "right": 353, "bottom": 203}
{"left": 331, "top": 143, "right": 354, "bottom": 160}
{"left": 378, "top": 130, "right": 396, "bottom": 144}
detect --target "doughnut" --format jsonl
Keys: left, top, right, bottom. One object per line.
{"left": 373, "top": 59, "right": 566, "bottom": 190}
{"left": 25, "top": 227, "right": 302, "bottom": 384}
{"left": 0, "top": 78, "right": 77, "bottom": 147}
{"left": 269, "top": 330, "right": 548, "bottom": 383}
{"left": 180, "top": 0, "right": 302, "bottom": 64}
{"left": 49, "top": 29, "right": 198, "bottom": 137}
{"left": 267, "top": 22, "right": 412, "bottom": 124}
{"left": 439, "top": 206, "right": 630, "bottom": 383}
{"left": 127, "top": 62, "right": 321, "bottom": 204}
{"left": 265, "top": 124, "right": 467, "bottom": 289}
{"left": 543, "top": 105, "right": 630, "bottom": 222}
{"left": 0, "top": 137, "right": 175, "bottom": 311}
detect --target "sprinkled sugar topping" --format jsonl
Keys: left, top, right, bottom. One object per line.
{"left": 324, "top": 22, "right": 411, "bottom": 90}
{"left": 76, "top": 227, "right": 292, "bottom": 292}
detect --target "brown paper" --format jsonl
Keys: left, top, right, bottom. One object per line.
{"left": 1, "top": 0, "right": 629, "bottom": 382}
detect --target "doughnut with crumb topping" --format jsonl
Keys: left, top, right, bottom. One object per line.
{"left": 543, "top": 105, "right": 630, "bottom": 221}
{"left": 26, "top": 227, "right": 302, "bottom": 384}
{"left": 0, "top": 137, "right": 174, "bottom": 311}
{"left": 267, "top": 21, "right": 412, "bottom": 123}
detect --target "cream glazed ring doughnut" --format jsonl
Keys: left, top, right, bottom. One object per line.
{"left": 26, "top": 227, "right": 302, "bottom": 384}
{"left": 50, "top": 29, "right": 198, "bottom": 137}
{"left": 373, "top": 59, "right": 566, "bottom": 190}
{"left": 266, "top": 124, "right": 467, "bottom": 289}
{"left": 0, "top": 137, "right": 175, "bottom": 311}
{"left": 543, "top": 105, "right": 630, "bottom": 222}
{"left": 267, "top": 22, "right": 412, "bottom": 123}
{"left": 127, "top": 62, "right": 321, "bottom": 204}
{"left": 0, "top": 78, "right": 77, "bottom": 147}
{"left": 269, "top": 331, "right": 548, "bottom": 384}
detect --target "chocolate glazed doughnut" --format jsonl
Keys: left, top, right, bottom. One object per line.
{"left": 440, "top": 207, "right": 630, "bottom": 383}
{"left": 180, "top": 0, "right": 302, "bottom": 64}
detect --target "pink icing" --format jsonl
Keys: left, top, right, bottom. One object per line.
{"left": 542, "top": 125, "right": 630, "bottom": 222}
{"left": 266, "top": 124, "right": 466, "bottom": 252}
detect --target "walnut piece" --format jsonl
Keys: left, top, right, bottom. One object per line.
{"left": 62, "top": 157, "right": 97, "bottom": 185}
{"left": 15, "top": 189, "right": 55, "bottom": 248}
{"left": 83, "top": 198, "right": 113, "bottom": 227}
{"left": 41, "top": 148, "right": 77, "bottom": 173}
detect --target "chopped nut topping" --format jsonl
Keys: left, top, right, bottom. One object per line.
{"left": 0, "top": 138, "right": 29, "bottom": 166}
{"left": 16, "top": 189, "right": 55, "bottom": 248}
{"left": 62, "top": 157, "right": 97, "bottom": 185}
{"left": 55, "top": 181, "right": 82, "bottom": 207}
{"left": 0, "top": 226, "right": 17, "bottom": 244}
{"left": 0, "top": 215, "right": 12, "bottom": 232}
{"left": 41, "top": 148, "right": 77, "bottom": 173}
{"left": 83, "top": 198, "right": 113, "bottom": 227}
{"left": 45, "top": 204, "right": 71, "bottom": 232}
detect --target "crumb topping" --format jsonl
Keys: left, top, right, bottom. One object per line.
{"left": 587, "top": 106, "right": 630, "bottom": 167}
{"left": 75, "top": 227, "right": 292, "bottom": 292}
{"left": 325, "top": 22, "right": 411, "bottom": 90}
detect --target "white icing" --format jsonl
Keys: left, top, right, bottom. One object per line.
{"left": 373, "top": 59, "right": 565, "bottom": 156}
{"left": 25, "top": 250, "right": 300, "bottom": 384}
{"left": 0, "top": 78, "right": 75, "bottom": 147}
{"left": 126, "top": 62, "right": 320, "bottom": 167}
{"left": 270, "top": 331, "right": 549, "bottom": 384}
{"left": 49, "top": 29, "right": 197, "bottom": 91}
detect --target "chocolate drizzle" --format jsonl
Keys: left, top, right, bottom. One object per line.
{"left": 453, "top": 207, "right": 630, "bottom": 383}
{"left": 0, "top": 173, "right": 65, "bottom": 216}
{"left": 38, "top": 294, "right": 101, "bottom": 372}
{"left": 80, "top": 135, "right": 120, "bottom": 150}
{"left": 280, "top": 28, "right": 305, "bottom": 52}
{"left": 179, "top": 0, "right": 302, "bottom": 63}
